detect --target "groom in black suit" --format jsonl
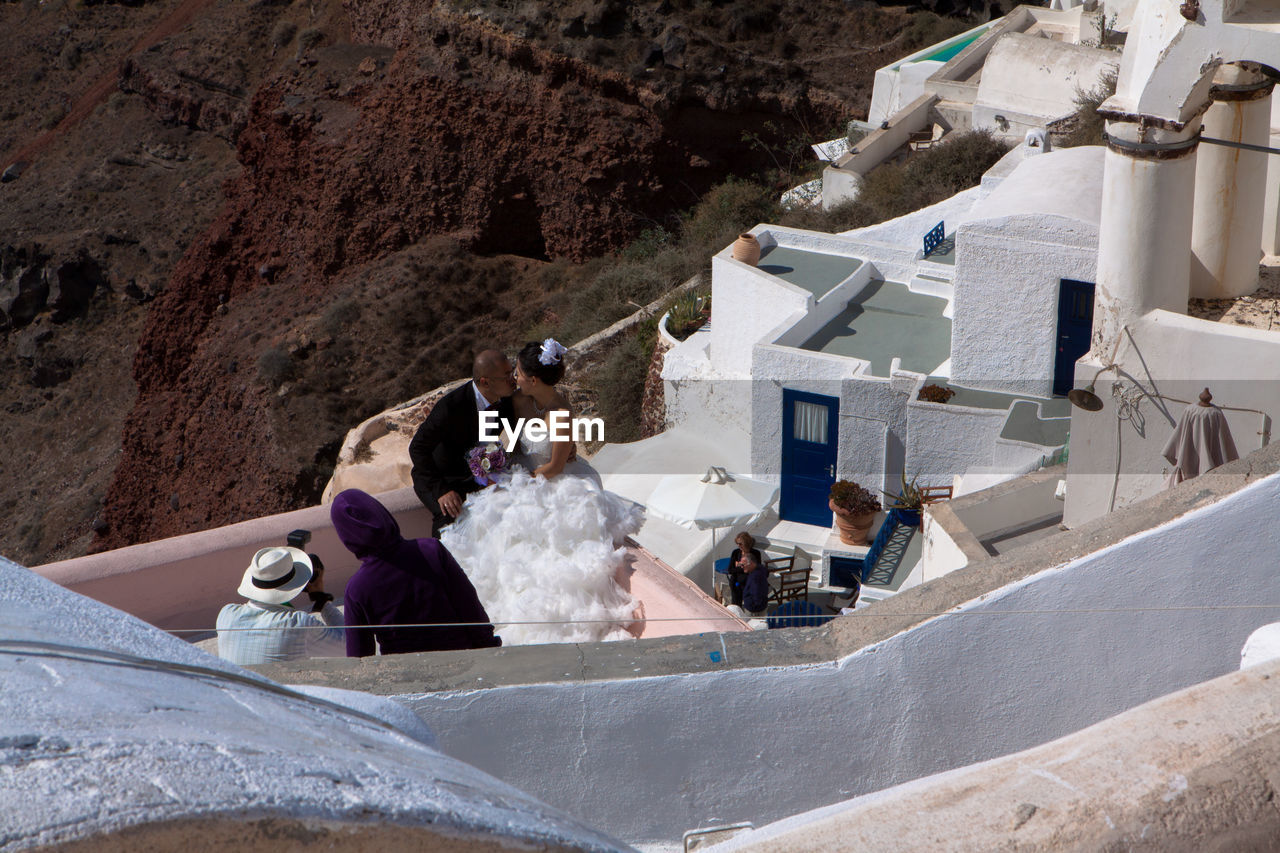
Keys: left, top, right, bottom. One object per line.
{"left": 410, "top": 349, "right": 518, "bottom": 537}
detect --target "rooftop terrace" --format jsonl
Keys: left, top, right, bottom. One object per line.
{"left": 758, "top": 245, "right": 863, "bottom": 299}
{"left": 800, "top": 280, "right": 950, "bottom": 376}
{"left": 923, "top": 378, "right": 1072, "bottom": 446}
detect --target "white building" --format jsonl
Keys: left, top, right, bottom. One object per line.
{"left": 661, "top": 142, "right": 1109, "bottom": 588}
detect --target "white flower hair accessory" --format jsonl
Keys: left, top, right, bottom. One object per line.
{"left": 539, "top": 338, "right": 568, "bottom": 365}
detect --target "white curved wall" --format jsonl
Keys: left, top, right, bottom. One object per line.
{"left": 402, "top": 470, "right": 1280, "bottom": 844}
{"left": 1, "top": 559, "right": 627, "bottom": 852}
{"left": 974, "top": 34, "right": 1118, "bottom": 137}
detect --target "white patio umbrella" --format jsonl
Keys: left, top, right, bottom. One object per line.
{"left": 645, "top": 466, "right": 779, "bottom": 548}
{"left": 1161, "top": 388, "right": 1240, "bottom": 487}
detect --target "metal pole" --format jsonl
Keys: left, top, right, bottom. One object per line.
{"left": 1199, "top": 135, "right": 1280, "bottom": 156}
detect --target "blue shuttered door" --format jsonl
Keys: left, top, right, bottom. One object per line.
{"left": 780, "top": 390, "right": 839, "bottom": 526}
{"left": 1054, "top": 279, "right": 1095, "bottom": 397}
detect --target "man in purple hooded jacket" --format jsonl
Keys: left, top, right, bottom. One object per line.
{"left": 331, "top": 488, "right": 501, "bottom": 657}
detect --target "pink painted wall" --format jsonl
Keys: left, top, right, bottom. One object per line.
{"left": 35, "top": 486, "right": 746, "bottom": 639}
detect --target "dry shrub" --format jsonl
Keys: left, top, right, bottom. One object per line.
{"left": 680, "top": 177, "right": 778, "bottom": 251}
{"left": 856, "top": 129, "right": 1010, "bottom": 222}
{"left": 1058, "top": 69, "right": 1117, "bottom": 149}
{"left": 898, "top": 12, "right": 976, "bottom": 56}
{"left": 589, "top": 331, "right": 651, "bottom": 444}
{"left": 271, "top": 20, "right": 298, "bottom": 51}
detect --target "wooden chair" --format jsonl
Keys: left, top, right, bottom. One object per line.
{"left": 919, "top": 485, "right": 953, "bottom": 505}
{"left": 908, "top": 129, "right": 936, "bottom": 150}
{"left": 766, "top": 545, "right": 812, "bottom": 604}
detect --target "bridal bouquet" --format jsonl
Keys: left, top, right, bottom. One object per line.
{"left": 467, "top": 442, "right": 507, "bottom": 487}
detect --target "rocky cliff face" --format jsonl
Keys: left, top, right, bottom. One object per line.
{"left": 0, "top": 0, "right": 966, "bottom": 560}
{"left": 92, "top": 2, "right": 843, "bottom": 550}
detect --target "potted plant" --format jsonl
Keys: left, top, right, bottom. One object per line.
{"left": 664, "top": 291, "right": 711, "bottom": 341}
{"left": 883, "top": 473, "right": 925, "bottom": 529}
{"left": 917, "top": 383, "right": 955, "bottom": 404}
{"left": 828, "top": 480, "right": 880, "bottom": 546}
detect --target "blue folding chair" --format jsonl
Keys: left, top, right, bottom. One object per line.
{"left": 714, "top": 557, "right": 733, "bottom": 604}
{"left": 767, "top": 600, "right": 833, "bottom": 629}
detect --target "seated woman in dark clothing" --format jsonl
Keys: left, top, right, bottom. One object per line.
{"left": 332, "top": 488, "right": 501, "bottom": 656}
{"left": 740, "top": 550, "right": 771, "bottom": 615}
{"left": 727, "top": 531, "right": 763, "bottom": 608}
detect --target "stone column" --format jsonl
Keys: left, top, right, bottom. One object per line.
{"left": 1190, "top": 63, "right": 1273, "bottom": 298}
{"left": 1262, "top": 94, "right": 1280, "bottom": 257}
{"left": 1094, "top": 117, "right": 1201, "bottom": 356}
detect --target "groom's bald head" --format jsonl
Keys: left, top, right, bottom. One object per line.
{"left": 473, "top": 349, "right": 516, "bottom": 403}
{"left": 473, "top": 349, "right": 508, "bottom": 381}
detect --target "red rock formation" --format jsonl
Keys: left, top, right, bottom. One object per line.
{"left": 94, "top": 5, "right": 839, "bottom": 550}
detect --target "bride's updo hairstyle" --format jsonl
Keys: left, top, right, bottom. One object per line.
{"left": 519, "top": 339, "right": 566, "bottom": 386}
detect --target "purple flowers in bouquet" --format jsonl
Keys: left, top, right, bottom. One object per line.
{"left": 467, "top": 442, "right": 507, "bottom": 486}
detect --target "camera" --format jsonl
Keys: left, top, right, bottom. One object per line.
{"left": 286, "top": 529, "right": 311, "bottom": 550}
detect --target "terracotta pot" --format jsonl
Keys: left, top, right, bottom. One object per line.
{"left": 732, "top": 233, "right": 760, "bottom": 266}
{"left": 829, "top": 499, "right": 875, "bottom": 546}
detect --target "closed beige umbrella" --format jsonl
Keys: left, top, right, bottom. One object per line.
{"left": 1161, "top": 388, "right": 1239, "bottom": 487}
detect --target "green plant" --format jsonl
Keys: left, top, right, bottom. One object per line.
{"left": 621, "top": 226, "right": 673, "bottom": 262}
{"left": 883, "top": 473, "right": 924, "bottom": 511}
{"left": 664, "top": 290, "right": 709, "bottom": 340}
{"left": 829, "top": 480, "right": 880, "bottom": 516}
{"left": 917, "top": 383, "right": 955, "bottom": 404}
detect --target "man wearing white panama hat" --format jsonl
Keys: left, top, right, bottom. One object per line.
{"left": 216, "top": 545, "right": 345, "bottom": 665}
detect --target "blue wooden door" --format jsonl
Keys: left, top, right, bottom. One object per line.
{"left": 781, "top": 390, "right": 839, "bottom": 526}
{"left": 1053, "top": 279, "right": 1095, "bottom": 397}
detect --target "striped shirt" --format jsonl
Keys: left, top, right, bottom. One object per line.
{"left": 216, "top": 600, "right": 345, "bottom": 665}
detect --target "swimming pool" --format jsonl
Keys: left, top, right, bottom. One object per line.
{"left": 915, "top": 28, "right": 987, "bottom": 64}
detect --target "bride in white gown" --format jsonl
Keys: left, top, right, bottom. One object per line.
{"left": 440, "top": 339, "right": 644, "bottom": 645}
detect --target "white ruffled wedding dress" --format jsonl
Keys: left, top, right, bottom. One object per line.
{"left": 439, "top": 430, "right": 644, "bottom": 646}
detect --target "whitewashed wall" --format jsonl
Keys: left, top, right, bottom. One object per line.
{"left": 706, "top": 227, "right": 874, "bottom": 374}
{"left": 869, "top": 63, "right": 944, "bottom": 127}
{"left": 990, "top": 434, "right": 1060, "bottom": 472}
{"left": 749, "top": 344, "right": 913, "bottom": 499}
{"left": 668, "top": 227, "right": 876, "bottom": 455}
{"left": 663, "top": 332, "right": 756, "bottom": 443}
{"left": 3, "top": 561, "right": 628, "bottom": 852}
{"left": 830, "top": 94, "right": 939, "bottom": 207}
{"left": 920, "top": 509, "right": 971, "bottom": 581}
{"left": 951, "top": 213, "right": 1098, "bottom": 396}
{"left": 748, "top": 347, "right": 862, "bottom": 478}
{"left": 403, "top": 470, "right": 1280, "bottom": 845}
{"left": 707, "top": 253, "right": 809, "bottom": 375}
{"left": 973, "top": 34, "right": 1119, "bottom": 139}
{"left": 1064, "top": 310, "right": 1280, "bottom": 526}
{"left": 904, "top": 399, "right": 1010, "bottom": 487}
{"left": 842, "top": 185, "right": 986, "bottom": 268}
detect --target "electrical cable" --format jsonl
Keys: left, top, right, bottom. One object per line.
{"left": 0, "top": 639, "right": 408, "bottom": 734}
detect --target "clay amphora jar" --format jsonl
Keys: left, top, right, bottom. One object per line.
{"left": 732, "top": 233, "right": 760, "bottom": 266}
